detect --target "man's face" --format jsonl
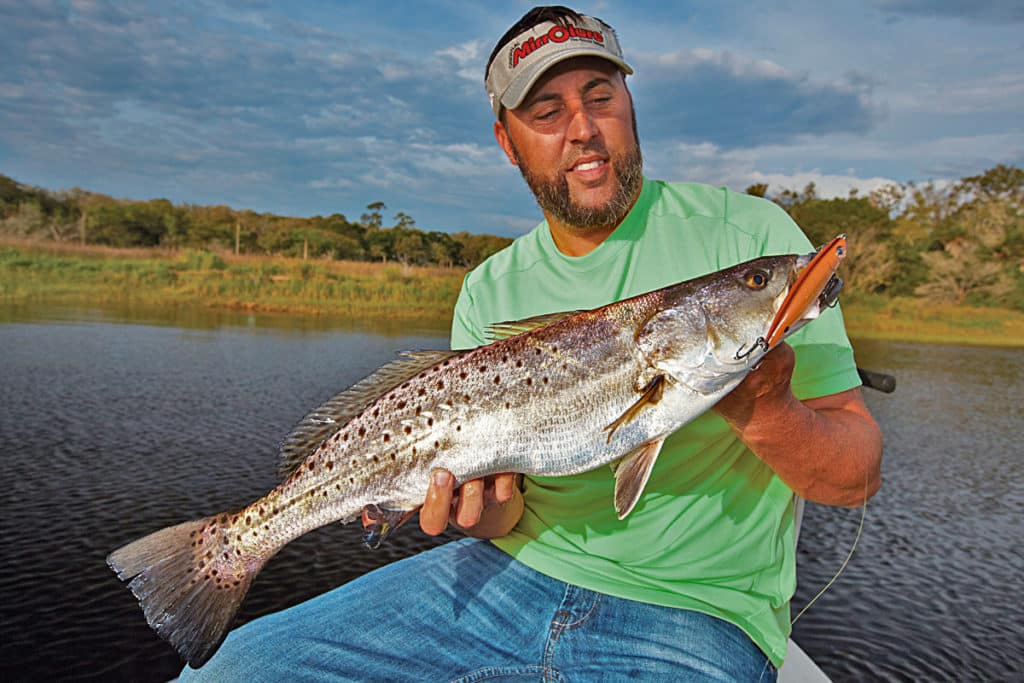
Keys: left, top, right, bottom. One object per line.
{"left": 496, "top": 57, "right": 642, "bottom": 232}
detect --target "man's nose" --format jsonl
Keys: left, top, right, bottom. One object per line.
{"left": 567, "top": 106, "right": 599, "bottom": 144}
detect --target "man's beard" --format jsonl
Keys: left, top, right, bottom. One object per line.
{"left": 510, "top": 135, "right": 643, "bottom": 232}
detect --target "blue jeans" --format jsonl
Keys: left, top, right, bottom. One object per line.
{"left": 180, "top": 538, "right": 776, "bottom": 682}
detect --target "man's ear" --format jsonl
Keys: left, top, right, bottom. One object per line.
{"left": 494, "top": 120, "right": 519, "bottom": 166}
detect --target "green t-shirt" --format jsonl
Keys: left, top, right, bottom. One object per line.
{"left": 450, "top": 179, "right": 861, "bottom": 666}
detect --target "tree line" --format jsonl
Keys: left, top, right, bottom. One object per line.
{"left": 2, "top": 164, "right": 1022, "bottom": 309}
{"left": 0, "top": 177, "right": 513, "bottom": 270}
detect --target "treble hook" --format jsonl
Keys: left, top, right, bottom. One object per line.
{"left": 735, "top": 336, "right": 767, "bottom": 360}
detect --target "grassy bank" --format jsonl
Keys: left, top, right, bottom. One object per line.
{"left": 2, "top": 238, "right": 1022, "bottom": 346}
{"left": 0, "top": 238, "right": 464, "bottom": 321}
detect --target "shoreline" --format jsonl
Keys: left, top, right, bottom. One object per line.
{"left": 3, "top": 239, "right": 1022, "bottom": 347}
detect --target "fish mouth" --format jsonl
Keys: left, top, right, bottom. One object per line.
{"left": 764, "top": 235, "right": 847, "bottom": 348}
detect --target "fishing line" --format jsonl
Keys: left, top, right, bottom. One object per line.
{"left": 790, "top": 477, "right": 869, "bottom": 626}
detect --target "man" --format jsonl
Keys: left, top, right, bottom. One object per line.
{"left": 184, "top": 6, "right": 881, "bottom": 681}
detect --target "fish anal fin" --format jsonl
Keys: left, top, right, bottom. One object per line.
{"left": 613, "top": 438, "right": 666, "bottom": 520}
{"left": 360, "top": 504, "right": 418, "bottom": 549}
{"left": 277, "top": 350, "right": 462, "bottom": 480}
{"left": 485, "top": 311, "right": 583, "bottom": 342}
{"left": 604, "top": 374, "right": 666, "bottom": 443}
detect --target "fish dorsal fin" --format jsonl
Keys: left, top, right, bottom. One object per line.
{"left": 603, "top": 374, "right": 666, "bottom": 443}
{"left": 612, "top": 437, "right": 666, "bottom": 519}
{"left": 485, "top": 311, "right": 582, "bottom": 342}
{"left": 277, "top": 350, "right": 461, "bottom": 479}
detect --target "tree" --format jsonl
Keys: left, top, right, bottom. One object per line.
{"left": 361, "top": 201, "right": 386, "bottom": 229}
{"left": 745, "top": 183, "right": 768, "bottom": 198}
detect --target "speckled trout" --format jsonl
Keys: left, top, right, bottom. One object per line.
{"left": 108, "top": 241, "right": 846, "bottom": 667}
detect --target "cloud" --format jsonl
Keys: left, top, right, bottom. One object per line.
{"left": 630, "top": 48, "right": 879, "bottom": 148}
{"left": 872, "top": 0, "right": 1024, "bottom": 23}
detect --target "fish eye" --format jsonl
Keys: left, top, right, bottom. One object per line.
{"left": 745, "top": 270, "right": 770, "bottom": 289}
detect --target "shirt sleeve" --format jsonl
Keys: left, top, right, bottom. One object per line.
{"left": 450, "top": 273, "right": 487, "bottom": 351}
{"left": 757, "top": 201, "right": 863, "bottom": 400}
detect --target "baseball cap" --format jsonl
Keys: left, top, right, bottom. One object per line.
{"left": 484, "top": 14, "right": 633, "bottom": 119}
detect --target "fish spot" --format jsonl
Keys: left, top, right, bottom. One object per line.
{"left": 418, "top": 388, "right": 426, "bottom": 397}
{"left": 552, "top": 346, "right": 558, "bottom": 353}
{"left": 478, "top": 365, "right": 487, "bottom": 372}
{"left": 535, "top": 349, "right": 541, "bottom": 356}
{"left": 326, "top": 461, "right": 334, "bottom": 470}
{"left": 416, "top": 406, "right": 422, "bottom": 416}
{"left": 562, "top": 363, "right": 568, "bottom": 370}
{"left": 443, "top": 359, "right": 451, "bottom": 367}
{"left": 412, "top": 447, "right": 417, "bottom": 455}
{"left": 543, "top": 377, "right": 549, "bottom": 384}
{"left": 437, "top": 381, "right": 444, "bottom": 390}
{"left": 502, "top": 355, "right": 509, "bottom": 362}
{"left": 245, "top": 516, "right": 252, "bottom": 525}
{"left": 460, "top": 371, "right": 467, "bottom": 379}
{"left": 373, "top": 408, "right": 380, "bottom": 418}
{"left": 264, "top": 523, "right": 270, "bottom": 530}
{"left": 456, "top": 425, "right": 462, "bottom": 432}
{"left": 505, "top": 402, "right": 511, "bottom": 409}
{"left": 427, "top": 418, "right": 434, "bottom": 426}
{"left": 349, "top": 477, "right": 355, "bottom": 483}
{"left": 397, "top": 400, "right": 407, "bottom": 409}
{"left": 434, "top": 441, "right": 440, "bottom": 448}
{"left": 494, "top": 375, "right": 501, "bottom": 384}
{"left": 526, "top": 378, "right": 533, "bottom": 386}
{"left": 390, "top": 454, "right": 396, "bottom": 461}
{"left": 404, "top": 426, "right": 412, "bottom": 435}
{"left": 359, "top": 427, "right": 366, "bottom": 437}
{"left": 372, "top": 455, "right": 379, "bottom": 463}
{"left": 383, "top": 433, "right": 390, "bottom": 443}
{"left": 516, "top": 360, "right": 523, "bottom": 368}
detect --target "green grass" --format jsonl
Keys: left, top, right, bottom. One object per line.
{"left": 0, "top": 240, "right": 463, "bottom": 322}
{"left": 3, "top": 239, "right": 1022, "bottom": 346}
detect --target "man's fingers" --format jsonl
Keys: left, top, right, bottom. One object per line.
{"left": 493, "top": 472, "right": 518, "bottom": 503}
{"left": 455, "top": 478, "right": 485, "bottom": 528}
{"left": 420, "top": 469, "right": 454, "bottom": 536}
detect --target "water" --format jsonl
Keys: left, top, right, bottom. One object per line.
{"left": 1, "top": 306, "right": 1021, "bottom": 681}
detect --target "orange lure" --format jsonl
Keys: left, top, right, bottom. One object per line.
{"left": 764, "top": 234, "right": 847, "bottom": 349}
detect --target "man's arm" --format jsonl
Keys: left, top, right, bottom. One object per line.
{"left": 713, "top": 343, "right": 883, "bottom": 507}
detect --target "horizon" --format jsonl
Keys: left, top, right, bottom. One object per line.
{"left": 2, "top": 1, "right": 1022, "bottom": 236}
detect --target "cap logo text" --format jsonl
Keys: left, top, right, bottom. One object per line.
{"left": 508, "top": 24, "right": 605, "bottom": 69}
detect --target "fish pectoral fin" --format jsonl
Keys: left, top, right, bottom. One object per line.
{"left": 612, "top": 437, "right": 666, "bottom": 520}
{"left": 604, "top": 374, "right": 666, "bottom": 443}
{"left": 360, "top": 504, "right": 418, "bottom": 550}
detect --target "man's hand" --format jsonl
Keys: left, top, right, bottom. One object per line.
{"left": 713, "top": 342, "right": 883, "bottom": 507}
{"left": 713, "top": 342, "right": 798, "bottom": 431}
{"left": 419, "top": 470, "right": 523, "bottom": 538}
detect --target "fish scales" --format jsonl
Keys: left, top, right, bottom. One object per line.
{"left": 107, "top": 246, "right": 848, "bottom": 668}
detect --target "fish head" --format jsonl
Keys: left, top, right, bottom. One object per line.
{"left": 638, "top": 247, "right": 843, "bottom": 393}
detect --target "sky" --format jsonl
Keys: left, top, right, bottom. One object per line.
{"left": 2, "top": 0, "right": 1022, "bottom": 236}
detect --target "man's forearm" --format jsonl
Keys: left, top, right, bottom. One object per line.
{"left": 725, "top": 387, "right": 883, "bottom": 507}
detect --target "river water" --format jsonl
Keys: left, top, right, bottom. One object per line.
{"left": 0, "top": 304, "right": 1020, "bottom": 681}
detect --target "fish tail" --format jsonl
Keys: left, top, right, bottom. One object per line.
{"left": 107, "top": 514, "right": 268, "bottom": 668}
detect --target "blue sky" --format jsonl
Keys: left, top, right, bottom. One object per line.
{"left": 2, "top": 1, "right": 1022, "bottom": 236}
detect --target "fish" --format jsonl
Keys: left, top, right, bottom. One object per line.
{"left": 107, "top": 240, "right": 846, "bottom": 668}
